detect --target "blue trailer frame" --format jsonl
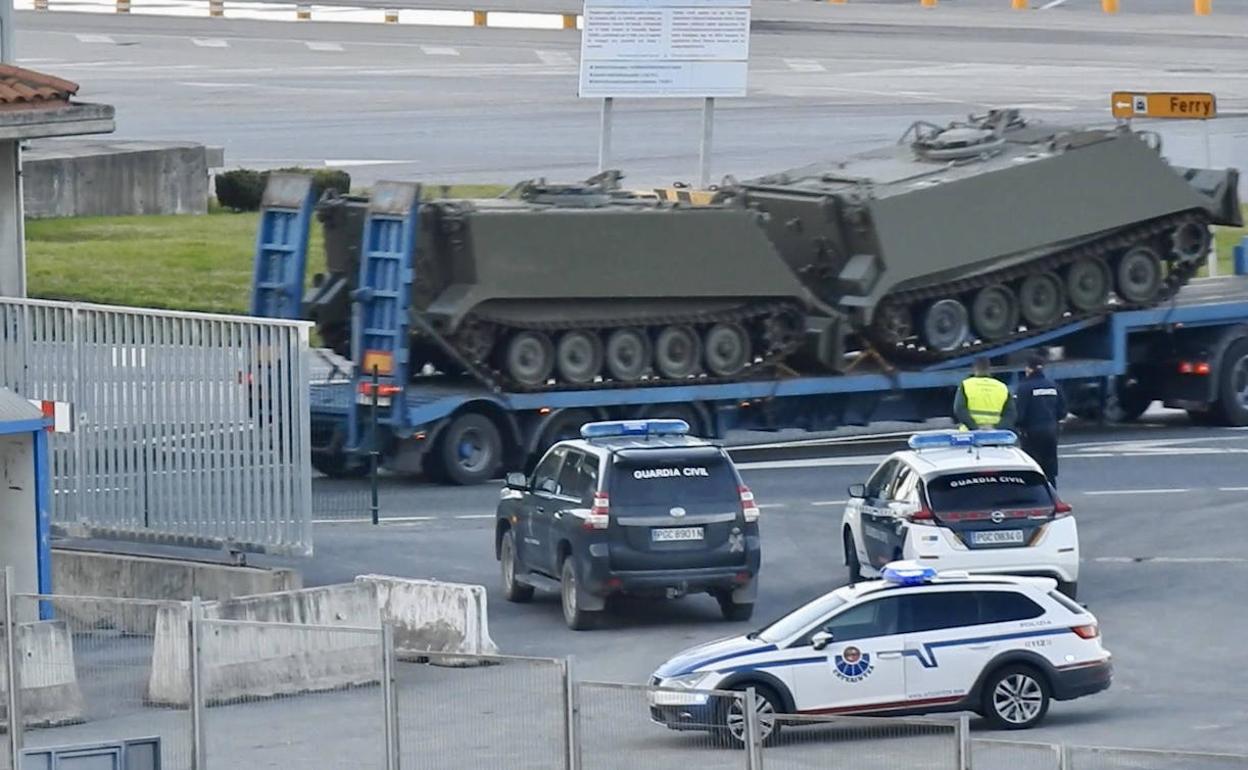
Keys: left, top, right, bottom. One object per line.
{"left": 251, "top": 185, "right": 1248, "bottom": 484}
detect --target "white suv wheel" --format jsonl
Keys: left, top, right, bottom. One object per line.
{"left": 984, "top": 666, "right": 1050, "bottom": 729}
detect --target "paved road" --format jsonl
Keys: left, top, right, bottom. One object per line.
{"left": 16, "top": 11, "right": 1248, "bottom": 195}
{"left": 234, "top": 415, "right": 1248, "bottom": 756}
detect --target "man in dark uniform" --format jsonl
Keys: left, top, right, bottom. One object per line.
{"left": 1013, "top": 353, "right": 1067, "bottom": 485}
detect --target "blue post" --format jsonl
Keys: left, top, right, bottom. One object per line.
{"left": 1234, "top": 236, "right": 1248, "bottom": 277}
{"left": 34, "top": 429, "right": 52, "bottom": 619}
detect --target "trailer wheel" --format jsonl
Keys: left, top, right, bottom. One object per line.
{"left": 1213, "top": 338, "right": 1248, "bottom": 427}
{"left": 312, "top": 451, "right": 369, "bottom": 479}
{"left": 435, "top": 413, "right": 503, "bottom": 485}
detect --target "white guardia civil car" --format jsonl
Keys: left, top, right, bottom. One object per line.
{"left": 648, "top": 563, "right": 1112, "bottom": 745}
{"left": 841, "top": 429, "right": 1080, "bottom": 599}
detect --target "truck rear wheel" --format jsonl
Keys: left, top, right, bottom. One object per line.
{"left": 435, "top": 413, "right": 503, "bottom": 485}
{"left": 1213, "top": 338, "right": 1248, "bottom": 427}
{"left": 312, "top": 450, "right": 369, "bottom": 479}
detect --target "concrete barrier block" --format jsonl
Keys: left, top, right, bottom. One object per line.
{"left": 356, "top": 575, "right": 499, "bottom": 664}
{"left": 0, "top": 621, "right": 87, "bottom": 728}
{"left": 53, "top": 548, "right": 300, "bottom": 633}
{"left": 147, "top": 584, "right": 381, "bottom": 707}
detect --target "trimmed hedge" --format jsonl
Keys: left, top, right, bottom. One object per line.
{"left": 214, "top": 167, "right": 352, "bottom": 212}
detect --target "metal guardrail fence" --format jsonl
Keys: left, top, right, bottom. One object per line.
{"left": 1, "top": 576, "right": 1246, "bottom": 770}
{"left": 0, "top": 298, "right": 314, "bottom": 556}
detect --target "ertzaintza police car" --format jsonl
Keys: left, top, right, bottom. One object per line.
{"left": 842, "top": 429, "right": 1080, "bottom": 599}
{"left": 648, "top": 562, "right": 1111, "bottom": 744}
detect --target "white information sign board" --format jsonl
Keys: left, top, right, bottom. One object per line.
{"left": 578, "top": 0, "right": 751, "bottom": 99}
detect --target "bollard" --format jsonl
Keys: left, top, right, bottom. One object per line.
{"left": 1194, "top": 0, "right": 1211, "bottom": 14}
{"left": 296, "top": 2, "right": 311, "bottom": 18}
{"left": 384, "top": 7, "right": 398, "bottom": 21}
{"left": 472, "top": 9, "right": 488, "bottom": 25}
{"left": 116, "top": 0, "right": 130, "bottom": 12}
{"left": 561, "top": 12, "right": 576, "bottom": 28}
{"left": 1101, "top": 0, "right": 1118, "bottom": 12}
{"left": 209, "top": 0, "right": 223, "bottom": 16}
{"left": 1012, "top": 0, "right": 1028, "bottom": 8}
{"left": 920, "top": 0, "right": 937, "bottom": 6}
{"left": 828, "top": 0, "right": 847, "bottom": 4}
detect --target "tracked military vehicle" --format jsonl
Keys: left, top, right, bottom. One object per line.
{"left": 723, "top": 108, "right": 1242, "bottom": 363}
{"left": 304, "top": 109, "right": 1241, "bottom": 390}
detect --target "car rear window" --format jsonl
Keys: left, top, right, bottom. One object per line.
{"left": 926, "top": 470, "right": 1052, "bottom": 512}
{"left": 610, "top": 452, "right": 739, "bottom": 505}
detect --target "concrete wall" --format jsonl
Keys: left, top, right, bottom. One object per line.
{"left": 23, "top": 140, "right": 226, "bottom": 218}
{"left": 358, "top": 575, "right": 499, "bottom": 661}
{"left": 51, "top": 548, "right": 301, "bottom": 633}
{"left": 0, "top": 620, "right": 86, "bottom": 728}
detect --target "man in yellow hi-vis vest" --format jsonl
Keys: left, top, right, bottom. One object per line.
{"left": 954, "top": 358, "right": 1016, "bottom": 430}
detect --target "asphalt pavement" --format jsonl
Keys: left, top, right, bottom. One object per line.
{"left": 226, "top": 413, "right": 1248, "bottom": 756}
{"left": 16, "top": 9, "right": 1248, "bottom": 193}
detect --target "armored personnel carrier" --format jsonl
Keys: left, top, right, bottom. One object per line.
{"left": 304, "top": 109, "right": 1241, "bottom": 390}
{"left": 723, "top": 108, "right": 1242, "bottom": 363}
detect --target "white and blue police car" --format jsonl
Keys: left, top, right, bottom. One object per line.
{"left": 647, "top": 562, "right": 1111, "bottom": 744}
{"left": 842, "top": 429, "right": 1080, "bottom": 599}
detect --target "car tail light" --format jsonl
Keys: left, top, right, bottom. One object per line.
{"left": 1178, "top": 360, "right": 1212, "bottom": 376}
{"left": 739, "top": 486, "right": 760, "bottom": 523}
{"left": 1053, "top": 499, "right": 1073, "bottom": 518}
{"left": 906, "top": 505, "right": 935, "bottom": 522}
{"left": 357, "top": 382, "right": 402, "bottom": 398}
{"left": 585, "top": 492, "right": 610, "bottom": 530}
{"left": 1071, "top": 624, "right": 1099, "bottom": 639}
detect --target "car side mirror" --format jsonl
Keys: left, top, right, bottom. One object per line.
{"left": 505, "top": 472, "right": 528, "bottom": 491}
{"left": 811, "top": 630, "right": 833, "bottom": 651}
{"left": 847, "top": 483, "right": 866, "bottom": 499}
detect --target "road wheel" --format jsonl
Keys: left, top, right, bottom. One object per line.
{"left": 436, "top": 413, "right": 503, "bottom": 485}
{"left": 1018, "top": 272, "right": 1066, "bottom": 328}
{"left": 504, "top": 331, "right": 555, "bottom": 386}
{"left": 1213, "top": 338, "right": 1248, "bottom": 427}
{"left": 844, "top": 529, "right": 862, "bottom": 585}
{"left": 561, "top": 557, "right": 599, "bottom": 631}
{"left": 555, "top": 330, "right": 604, "bottom": 385}
{"left": 604, "top": 328, "right": 651, "bottom": 382}
{"left": 920, "top": 298, "right": 970, "bottom": 351}
{"left": 1170, "top": 221, "right": 1211, "bottom": 262}
{"left": 970, "top": 285, "right": 1019, "bottom": 342}
{"left": 721, "top": 684, "right": 781, "bottom": 747}
{"left": 715, "top": 590, "right": 754, "bottom": 622}
{"left": 654, "top": 325, "right": 702, "bottom": 379}
{"left": 982, "top": 665, "right": 1051, "bottom": 730}
{"left": 1104, "top": 377, "right": 1152, "bottom": 423}
{"left": 500, "top": 530, "right": 534, "bottom": 603}
{"left": 1115, "top": 246, "right": 1163, "bottom": 304}
{"left": 1064, "top": 257, "right": 1112, "bottom": 313}
{"left": 703, "top": 323, "right": 752, "bottom": 377}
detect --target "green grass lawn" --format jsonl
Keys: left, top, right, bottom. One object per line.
{"left": 27, "top": 185, "right": 509, "bottom": 315}
{"left": 25, "top": 200, "right": 1248, "bottom": 315}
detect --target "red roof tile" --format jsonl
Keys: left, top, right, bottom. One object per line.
{"left": 0, "top": 65, "right": 79, "bottom": 110}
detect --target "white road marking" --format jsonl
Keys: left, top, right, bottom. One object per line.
{"left": 306, "top": 41, "right": 345, "bottom": 52}
{"left": 420, "top": 45, "right": 461, "bottom": 56}
{"left": 1039, "top": 0, "right": 1068, "bottom": 8}
{"left": 75, "top": 34, "right": 115, "bottom": 44}
{"left": 784, "top": 58, "right": 825, "bottom": 73}
{"left": 757, "top": 503, "right": 786, "bottom": 509}
{"left": 1095, "top": 556, "right": 1248, "bottom": 564}
{"left": 322, "top": 159, "right": 408, "bottom": 167}
{"left": 192, "top": 38, "right": 230, "bottom": 48}
{"left": 535, "top": 49, "right": 575, "bottom": 66}
{"left": 454, "top": 514, "right": 495, "bottom": 520}
{"left": 1082, "top": 488, "right": 1190, "bottom": 496}
{"left": 179, "top": 82, "right": 260, "bottom": 88}
{"left": 1220, "top": 487, "right": 1248, "bottom": 492}
{"left": 810, "top": 500, "right": 848, "bottom": 507}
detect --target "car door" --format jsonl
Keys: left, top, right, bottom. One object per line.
{"left": 525, "top": 446, "right": 568, "bottom": 575}
{"left": 859, "top": 460, "right": 904, "bottom": 571}
{"left": 541, "top": 450, "right": 593, "bottom": 570}
{"left": 790, "top": 595, "right": 908, "bottom": 713}
{"left": 898, "top": 589, "right": 1001, "bottom": 709}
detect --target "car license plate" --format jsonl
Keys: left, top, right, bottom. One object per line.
{"left": 973, "top": 529, "right": 1025, "bottom": 545}
{"left": 652, "top": 527, "right": 704, "bottom": 542}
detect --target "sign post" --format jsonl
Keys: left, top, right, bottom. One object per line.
{"left": 1111, "top": 90, "right": 1219, "bottom": 275}
{"left": 579, "top": 0, "right": 751, "bottom": 187}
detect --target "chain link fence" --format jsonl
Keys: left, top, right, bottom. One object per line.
{"left": 1, "top": 572, "right": 1247, "bottom": 769}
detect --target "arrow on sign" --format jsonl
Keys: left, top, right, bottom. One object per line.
{"left": 1115, "top": 101, "right": 1131, "bottom": 110}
